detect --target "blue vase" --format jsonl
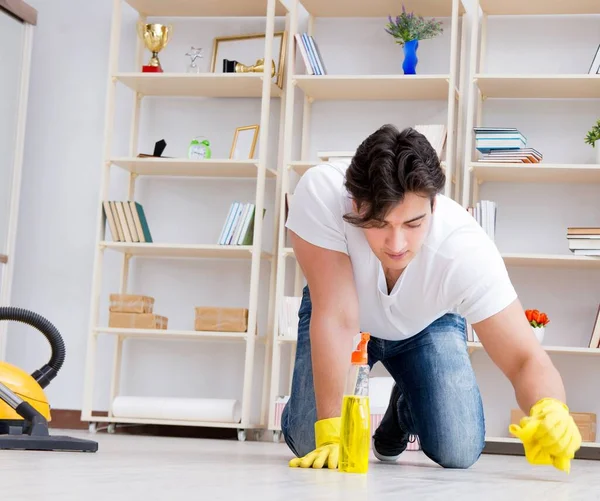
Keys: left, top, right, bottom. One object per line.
{"left": 402, "top": 39, "right": 419, "bottom": 75}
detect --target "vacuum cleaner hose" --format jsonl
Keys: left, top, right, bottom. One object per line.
{"left": 0, "top": 307, "right": 66, "bottom": 389}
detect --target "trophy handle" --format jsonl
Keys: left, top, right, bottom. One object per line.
{"left": 162, "top": 24, "right": 173, "bottom": 47}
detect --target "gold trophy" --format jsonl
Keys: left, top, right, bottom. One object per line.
{"left": 137, "top": 22, "right": 172, "bottom": 73}
{"left": 223, "top": 58, "right": 276, "bottom": 78}
{"left": 237, "top": 58, "right": 276, "bottom": 77}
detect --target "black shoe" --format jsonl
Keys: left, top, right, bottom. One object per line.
{"left": 372, "top": 383, "right": 410, "bottom": 462}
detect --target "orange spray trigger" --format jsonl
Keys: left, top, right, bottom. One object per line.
{"left": 351, "top": 332, "right": 370, "bottom": 365}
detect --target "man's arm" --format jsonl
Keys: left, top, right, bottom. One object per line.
{"left": 290, "top": 230, "right": 360, "bottom": 420}
{"left": 473, "top": 298, "right": 566, "bottom": 413}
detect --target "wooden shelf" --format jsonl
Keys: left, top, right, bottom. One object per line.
{"left": 115, "top": 73, "right": 282, "bottom": 98}
{"left": 483, "top": 436, "right": 600, "bottom": 460}
{"left": 294, "top": 75, "right": 453, "bottom": 101}
{"left": 475, "top": 75, "right": 600, "bottom": 99}
{"left": 282, "top": 248, "right": 600, "bottom": 269}
{"left": 469, "top": 342, "right": 600, "bottom": 355}
{"left": 95, "top": 327, "right": 252, "bottom": 342}
{"left": 124, "top": 0, "right": 288, "bottom": 17}
{"left": 111, "top": 158, "right": 275, "bottom": 178}
{"left": 291, "top": 160, "right": 449, "bottom": 178}
{"left": 502, "top": 253, "right": 600, "bottom": 269}
{"left": 101, "top": 242, "right": 271, "bottom": 260}
{"left": 277, "top": 336, "right": 298, "bottom": 343}
{"left": 299, "top": 0, "right": 464, "bottom": 17}
{"left": 479, "top": 0, "right": 600, "bottom": 15}
{"left": 471, "top": 163, "right": 600, "bottom": 184}
{"left": 90, "top": 415, "right": 262, "bottom": 429}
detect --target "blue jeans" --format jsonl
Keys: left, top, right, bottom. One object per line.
{"left": 281, "top": 286, "right": 486, "bottom": 469}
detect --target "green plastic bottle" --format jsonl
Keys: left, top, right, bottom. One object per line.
{"left": 339, "top": 332, "right": 371, "bottom": 474}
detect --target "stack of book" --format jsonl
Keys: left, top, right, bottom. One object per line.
{"left": 567, "top": 227, "right": 600, "bottom": 256}
{"left": 474, "top": 127, "right": 543, "bottom": 163}
{"left": 294, "top": 33, "right": 326, "bottom": 75}
{"left": 103, "top": 201, "right": 153, "bottom": 243}
{"left": 218, "top": 202, "right": 258, "bottom": 246}
{"left": 467, "top": 200, "right": 497, "bottom": 241}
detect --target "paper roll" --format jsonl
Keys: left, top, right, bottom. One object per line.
{"left": 111, "top": 396, "right": 241, "bottom": 423}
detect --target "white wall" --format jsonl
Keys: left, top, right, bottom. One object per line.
{"left": 6, "top": 0, "right": 600, "bottom": 441}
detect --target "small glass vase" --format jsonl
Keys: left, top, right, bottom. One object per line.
{"left": 402, "top": 39, "right": 419, "bottom": 75}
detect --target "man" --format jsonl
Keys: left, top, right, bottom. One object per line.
{"left": 281, "top": 124, "right": 581, "bottom": 472}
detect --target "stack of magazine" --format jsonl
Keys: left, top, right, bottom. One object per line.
{"left": 474, "top": 127, "right": 542, "bottom": 163}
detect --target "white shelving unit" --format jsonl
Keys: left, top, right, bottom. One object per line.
{"left": 265, "top": 0, "right": 468, "bottom": 440}
{"left": 462, "top": 0, "right": 600, "bottom": 460}
{"left": 82, "top": 0, "right": 288, "bottom": 440}
{"left": 0, "top": 2, "right": 35, "bottom": 360}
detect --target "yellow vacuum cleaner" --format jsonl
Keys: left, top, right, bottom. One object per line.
{"left": 0, "top": 307, "right": 97, "bottom": 452}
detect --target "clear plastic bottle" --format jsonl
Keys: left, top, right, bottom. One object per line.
{"left": 339, "top": 332, "right": 371, "bottom": 474}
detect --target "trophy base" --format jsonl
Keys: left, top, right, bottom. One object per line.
{"left": 142, "top": 65, "right": 163, "bottom": 73}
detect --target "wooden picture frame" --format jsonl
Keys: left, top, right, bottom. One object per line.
{"left": 588, "top": 44, "right": 600, "bottom": 75}
{"left": 210, "top": 31, "right": 287, "bottom": 88}
{"left": 229, "top": 125, "right": 260, "bottom": 160}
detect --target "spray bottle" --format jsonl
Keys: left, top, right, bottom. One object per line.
{"left": 339, "top": 332, "right": 371, "bottom": 474}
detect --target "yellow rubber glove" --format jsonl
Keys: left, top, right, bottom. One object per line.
{"left": 289, "top": 417, "right": 340, "bottom": 469}
{"left": 509, "top": 397, "right": 582, "bottom": 473}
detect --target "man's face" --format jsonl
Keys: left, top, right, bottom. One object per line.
{"left": 359, "top": 192, "right": 435, "bottom": 273}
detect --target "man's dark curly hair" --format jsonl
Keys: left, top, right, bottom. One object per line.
{"left": 343, "top": 124, "right": 446, "bottom": 228}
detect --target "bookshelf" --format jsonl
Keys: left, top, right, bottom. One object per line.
{"left": 294, "top": 75, "right": 455, "bottom": 101}
{"left": 95, "top": 327, "right": 253, "bottom": 342}
{"left": 471, "top": 163, "right": 600, "bottom": 184}
{"left": 0, "top": 4, "right": 35, "bottom": 360}
{"left": 461, "top": 0, "right": 600, "bottom": 457}
{"left": 115, "top": 73, "right": 284, "bottom": 98}
{"left": 265, "top": 0, "right": 468, "bottom": 441}
{"left": 475, "top": 75, "right": 600, "bottom": 99}
{"left": 82, "top": 0, "right": 288, "bottom": 441}
{"left": 111, "top": 158, "right": 277, "bottom": 178}
{"left": 101, "top": 242, "right": 272, "bottom": 260}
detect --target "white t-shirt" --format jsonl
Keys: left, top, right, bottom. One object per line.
{"left": 285, "top": 161, "right": 517, "bottom": 341}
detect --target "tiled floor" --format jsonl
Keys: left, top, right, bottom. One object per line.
{"left": 1, "top": 430, "right": 599, "bottom": 501}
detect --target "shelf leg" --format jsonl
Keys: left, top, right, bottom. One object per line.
{"left": 241, "top": 0, "right": 278, "bottom": 427}
{"left": 0, "top": 23, "right": 34, "bottom": 360}
{"left": 82, "top": 0, "right": 122, "bottom": 420}
{"left": 453, "top": 13, "right": 468, "bottom": 204}
{"left": 443, "top": 0, "right": 461, "bottom": 200}
{"left": 460, "top": 0, "right": 481, "bottom": 209}
{"left": 265, "top": 0, "right": 299, "bottom": 431}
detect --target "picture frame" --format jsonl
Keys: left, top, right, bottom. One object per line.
{"left": 230, "top": 125, "right": 260, "bottom": 160}
{"left": 210, "top": 31, "right": 287, "bottom": 88}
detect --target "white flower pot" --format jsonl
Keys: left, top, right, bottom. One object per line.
{"left": 532, "top": 326, "right": 545, "bottom": 344}
{"left": 596, "top": 146, "right": 600, "bottom": 164}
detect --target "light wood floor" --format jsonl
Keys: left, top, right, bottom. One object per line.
{"left": 2, "top": 430, "right": 599, "bottom": 500}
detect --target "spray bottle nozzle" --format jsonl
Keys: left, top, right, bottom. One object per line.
{"left": 351, "top": 332, "right": 370, "bottom": 365}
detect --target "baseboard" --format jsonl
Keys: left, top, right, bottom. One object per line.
{"left": 50, "top": 409, "right": 107, "bottom": 430}
{"left": 49, "top": 409, "right": 237, "bottom": 439}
